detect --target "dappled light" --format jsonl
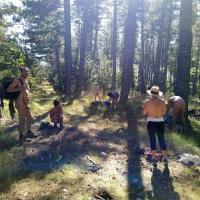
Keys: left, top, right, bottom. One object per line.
{"left": 0, "top": 0, "right": 200, "bottom": 199}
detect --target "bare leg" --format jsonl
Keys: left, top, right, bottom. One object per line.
{"left": 162, "top": 150, "right": 167, "bottom": 158}
{"left": 151, "top": 150, "right": 157, "bottom": 160}
{"left": 17, "top": 109, "right": 26, "bottom": 137}
{"left": 60, "top": 116, "right": 64, "bottom": 129}
{"left": 26, "top": 108, "right": 33, "bottom": 132}
{"left": 97, "top": 94, "right": 101, "bottom": 101}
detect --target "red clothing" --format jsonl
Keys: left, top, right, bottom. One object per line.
{"left": 50, "top": 105, "right": 63, "bottom": 123}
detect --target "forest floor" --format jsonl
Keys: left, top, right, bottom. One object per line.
{"left": 0, "top": 82, "right": 200, "bottom": 200}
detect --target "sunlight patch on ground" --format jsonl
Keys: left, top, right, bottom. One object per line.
{"left": 0, "top": 85, "right": 200, "bottom": 200}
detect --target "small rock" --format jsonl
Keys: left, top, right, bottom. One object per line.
{"left": 24, "top": 192, "right": 28, "bottom": 197}
{"left": 101, "top": 152, "right": 107, "bottom": 157}
{"left": 63, "top": 189, "right": 68, "bottom": 193}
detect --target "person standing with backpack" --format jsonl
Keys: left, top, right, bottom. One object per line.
{"left": 7, "top": 67, "right": 36, "bottom": 142}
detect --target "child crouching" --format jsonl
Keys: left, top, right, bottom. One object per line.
{"left": 50, "top": 99, "right": 63, "bottom": 130}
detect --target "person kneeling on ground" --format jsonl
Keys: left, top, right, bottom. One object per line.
{"left": 142, "top": 85, "right": 168, "bottom": 164}
{"left": 107, "top": 91, "right": 119, "bottom": 109}
{"left": 167, "top": 96, "right": 186, "bottom": 130}
{"left": 50, "top": 99, "right": 63, "bottom": 130}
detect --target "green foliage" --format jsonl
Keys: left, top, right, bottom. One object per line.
{"left": 85, "top": 57, "right": 112, "bottom": 93}
{"left": 22, "top": 0, "right": 63, "bottom": 58}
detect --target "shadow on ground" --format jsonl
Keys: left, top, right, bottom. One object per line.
{"left": 0, "top": 101, "right": 182, "bottom": 200}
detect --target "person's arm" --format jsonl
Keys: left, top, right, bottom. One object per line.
{"left": 161, "top": 100, "right": 167, "bottom": 116}
{"left": 142, "top": 100, "right": 148, "bottom": 116}
{"left": 50, "top": 108, "right": 54, "bottom": 120}
{"left": 23, "top": 89, "right": 29, "bottom": 107}
{"left": 7, "top": 79, "right": 22, "bottom": 93}
{"left": 59, "top": 105, "right": 63, "bottom": 116}
{"left": 138, "top": 100, "right": 148, "bottom": 119}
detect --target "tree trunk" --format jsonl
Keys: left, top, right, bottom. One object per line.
{"left": 149, "top": 30, "right": 155, "bottom": 86}
{"left": 138, "top": 0, "right": 146, "bottom": 94}
{"left": 120, "top": 0, "right": 137, "bottom": 103}
{"left": 64, "top": 0, "right": 72, "bottom": 99}
{"left": 92, "top": 0, "right": 99, "bottom": 60}
{"left": 192, "top": 38, "right": 200, "bottom": 95}
{"left": 161, "top": 0, "right": 173, "bottom": 93}
{"left": 76, "top": 0, "right": 90, "bottom": 97}
{"left": 175, "top": 0, "right": 192, "bottom": 120}
{"left": 153, "top": 0, "right": 167, "bottom": 85}
{"left": 55, "top": 40, "right": 62, "bottom": 91}
{"left": 111, "top": 0, "right": 117, "bottom": 91}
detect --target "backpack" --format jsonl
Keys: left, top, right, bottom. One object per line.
{"left": 0, "top": 77, "right": 23, "bottom": 119}
{"left": 1, "top": 77, "right": 23, "bottom": 100}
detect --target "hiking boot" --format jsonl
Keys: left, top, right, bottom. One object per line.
{"left": 27, "top": 130, "right": 37, "bottom": 138}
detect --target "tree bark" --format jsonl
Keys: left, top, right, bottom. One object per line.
{"left": 153, "top": 0, "right": 167, "bottom": 85}
{"left": 138, "top": 0, "right": 146, "bottom": 94}
{"left": 149, "top": 30, "right": 155, "bottom": 86}
{"left": 161, "top": 0, "right": 173, "bottom": 93}
{"left": 175, "top": 0, "right": 192, "bottom": 119}
{"left": 55, "top": 39, "right": 62, "bottom": 91}
{"left": 92, "top": 0, "right": 99, "bottom": 60}
{"left": 192, "top": 38, "right": 200, "bottom": 95}
{"left": 120, "top": 0, "right": 137, "bottom": 103}
{"left": 64, "top": 0, "right": 72, "bottom": 99}
{"left": 76, "top": 0, "right": 90, "bottom": 96}
{"left": 111, "top": 0, "right": 117, "bottom": 91}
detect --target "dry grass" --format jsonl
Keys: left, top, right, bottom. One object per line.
{"left": 0, "top": 84, "right": 200, "bottom": 200}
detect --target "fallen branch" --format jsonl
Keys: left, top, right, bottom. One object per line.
{"left": 85, "top": 154, "right": 96, "bottom": 166}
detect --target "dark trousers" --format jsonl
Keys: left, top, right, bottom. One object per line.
{"left": 147, "top": 121, "right": 167, "bottom": 150}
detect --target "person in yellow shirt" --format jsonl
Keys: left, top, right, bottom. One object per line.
{"left": 143, "top": 85, "right": 167, "bottom": 164}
